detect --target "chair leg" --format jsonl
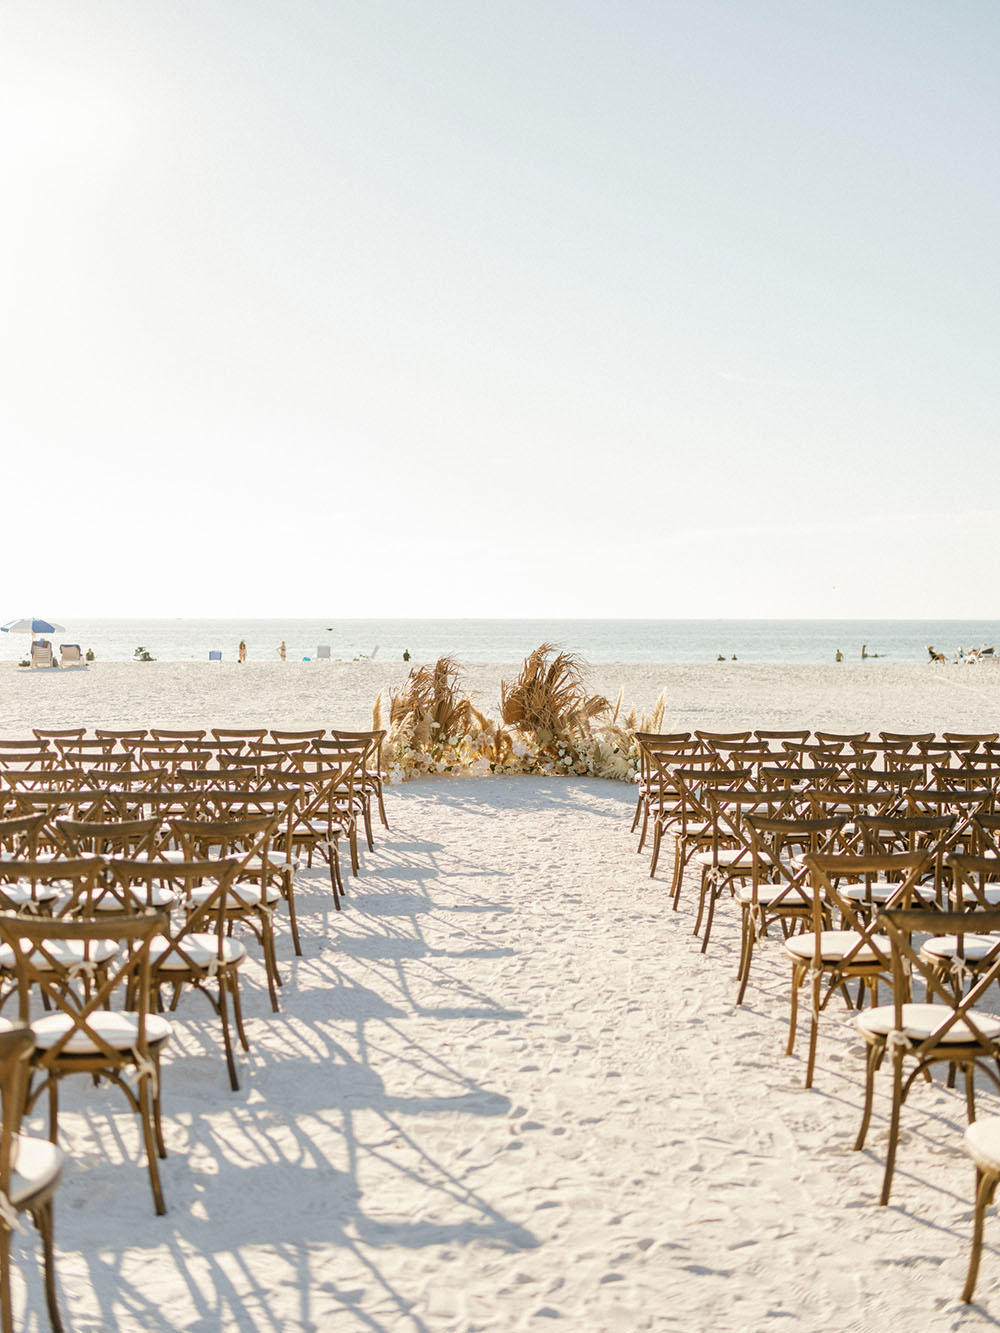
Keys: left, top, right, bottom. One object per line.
{"left": 138, "top": 1076, "right": 167, "bottom": 1215}
{"left": 805, "top": 974, "right": 821, "bottom": 1089}
{"left": 31, "top": 1197, "right": 64, "bottom": 1333}
{"left": 966, "top": 1064, "right": 978, "bottom": 1123}
{"left": 0, "top": 1224, "right": 12, "bottom": 1333}
{"left": 230, "top": 973, "right": 250, "bottom": 1052}
{"left": 964, "top": 1167, "right": 999, "bottom": 1302}
{"left": 735, "top": 910, "right": 754, "bottom": 1006}
{"left": 375, "top": 782, "right": 389, "bottom": 830}
{"left": 787, "top": 965, "right": 802, "bottom": 1057}
{"left": 218, "top": 977, "right": 240, "bottom": 1092}
{"left": 649, "top": 823, "right": 662, "bottom": 879}
{"left": 152, "top": 1051, "right": 167, "bottom": 1160}
{"left": 855, "top": 1042, "right": 880, "bottom": 1151}
{"left": 880, "top": 1052, "right": 906, "bottom": 1205}
{"left": 283, "top": 871, "right": 302, "bottom": 957}
{"left": 46, "top": 1080, "right": 59, "bottom": 1145}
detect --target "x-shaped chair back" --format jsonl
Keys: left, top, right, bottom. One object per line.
{"left": 946, "top": 853, "right": 1000, "bottom": 913}
{"left": 855, "top": 813, "right": 957, "bottom": 903}
{"left": 878, "top": 904, "right": 1000, "bottom": 1062}
{"left": 802, "top": 852, "right": 934, "bottom": 968}
{"left": 53, "top": 817, "right": 162, "bottom": 861}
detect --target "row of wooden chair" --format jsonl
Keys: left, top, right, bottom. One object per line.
{"left": 631, "top": 728, "right": 1000, "bottom": 1304}
{"left": 0, "top": 724, "right": 394, "bottom": 1326}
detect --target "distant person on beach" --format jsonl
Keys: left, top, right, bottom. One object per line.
{"left": 861, "top": 644, "right": 868, "bottom": 660}
{"left": 277, "top": 641, "right": 286, "bottom": 662}
{"left": 835, "top": 649, "right": 843, "bottom": 662}
{"left": 85, "top": 648, "right": 94, "bottom": 662}
{"left": 716, "top": 654, "right": 725, "bottom": 661}
{"left": 403, "top": 648, "right": 411, "bottom": 661}
{"left": 927, "top": 645, "right": 946, "bottom": 664}
{"left": 238, "top": 640, "right": 247, "bottom": 664}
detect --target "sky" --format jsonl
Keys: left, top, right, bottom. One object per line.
{"left": 1, "top": 1, "right": 998, "bottom": 620}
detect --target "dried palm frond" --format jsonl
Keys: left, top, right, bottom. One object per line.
{"left": 388, "top": 656, "right": 480, "bottom": 748}
{"left": 500, "top": 643, "right": 610, "bottom": 749}
{"left": 371, "top": 691, "right": 383, "bottom": 732}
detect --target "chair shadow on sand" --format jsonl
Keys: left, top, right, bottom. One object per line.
{"left": 39, "top": 824, "right": 538, "bottom": 1333}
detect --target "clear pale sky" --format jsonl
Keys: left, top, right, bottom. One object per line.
{"left": 2, "top": 2, "right": 997, "bottom": 619}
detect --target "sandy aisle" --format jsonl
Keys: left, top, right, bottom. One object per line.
{"left": 2, "top": 660, "right": 999, "bottom": 736}
{"left": 8, "top": 777, "right": 999, "bottom": 1331}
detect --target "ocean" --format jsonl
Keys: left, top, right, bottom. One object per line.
{"left": 2, "top": 619, "right": 997, "bottom": 666}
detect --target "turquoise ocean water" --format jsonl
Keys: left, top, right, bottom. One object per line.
{"left": 2, "top": 619, "right": 997, "bottom": 665}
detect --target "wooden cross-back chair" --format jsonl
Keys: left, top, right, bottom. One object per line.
{"left": 737, "top": 813, "right": 848, "bottom": 1006}
{"left": 856, "top": 903, "right": 1000, "bottom": 1205}
{"left": 648, "top": 761, "right": 753, "bottom": 897}
{"left": 149, "top": 728, "right": 206, "bottom": 743}
{"left": 0, "top": 910, "right": 171, "bottom": 1214}
{"left": 93, "top": 729, "right": 149, "bottom": 743}
{"left": 922, "top": 854, "right": 1000, "bottom": 997}
{"left": 692, "top": 788, "right": 805, "bottom": 951}
{"left": 795, "top": 851, "right": 934, "bottom": 1091}
{"left": 631, "top": 735, "right": 699, "bottom": 852}
{"left": 694, "top": 730, "right": 753, "bottom": 746}
{"left": 879, "top": 731, "right": 935, "bottom": 746}
{"left": 167, "top": 816, "right": 285, "bottom": 1012}
{"left": 109, "top": 858, "right": 249, "bottom": 1091}
{"left": 945, "top": 732, "right": 999, "bottom": 747}
{"left": 290, "top": 746, "right": 370, "bottom": 867}
{"left": 325, "top": 728, "right": 390, "bottom": 831}
{"left": 853, "top": 813, "right": 958, "bottom": 909}
{"left": 0, "top": 860, "right": 106, "bottom": 960}
{"left": 31, "top": 730, "right": 84, "bottom": 745}
{"left": 270, "top": 729, "right": 325, "bottom": 743}
{"left": 0, "top": 1024, "right": 64, "bottom": 1333}
{"left": 814, "top": 731, "right": 871, "bottom": 749}
{"left": 53, "top": 816, "right": 162, "bottom": 864}
{"left": 179, "top": 790, "right": 302, "bottom": 955}
{"left": 211, "top": 728, "right": 266, "bottom": 744}
{"left": 269, "top": 769, "right": 351, "bottom": 909}
{"left": 0, "top": 741, "right": 50, "bottom": 754}
{"left": 753, "top": 729, "right": 811, "bottom": 748}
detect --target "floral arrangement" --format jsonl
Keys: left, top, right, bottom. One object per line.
{"left": 377, "top": 646, "right": 665, "bottom": 786}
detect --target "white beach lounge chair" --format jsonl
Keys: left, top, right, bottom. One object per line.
{"left": 59, "top": 644, "right": 85, "bottom": 669}
{"left": 30, "top": 641, "right": 55, "bottom": 670}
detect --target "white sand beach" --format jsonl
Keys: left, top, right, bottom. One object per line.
{"left": 5, "top": 663, "right": 1000, "bottom": 1330}
{"left": 3, "top": 659, "right": 1000, "bottom": 737}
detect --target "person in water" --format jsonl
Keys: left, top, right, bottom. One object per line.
{"left": 238, "top": 640, "right": 247, "bottom": 664}
{"left": 835, "top": 649, "right": 843, "bottom": 662}
{"left": 277, "top": 640, "right": 287, "bottom": 662}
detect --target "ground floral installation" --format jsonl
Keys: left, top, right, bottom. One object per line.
{"left": 376, "top": 644, "right": 664, "bottom": 784}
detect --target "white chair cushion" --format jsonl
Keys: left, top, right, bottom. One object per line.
{"left": 149, "top": 934, "right": 246, "bottom": 970}
{"left": 93, "top": 886, "right": 176, "bottom": 911}
{"left": 189, "top": 881, "right": 281, "bottom": 908}
{"left": 9, "top": 1135, "right": 63, "bottom": 1207}
{"left": 957, "top": 885, "right": 1000, "bottom": 906}
{"left": 840, "top": 879, "right": 902, "bottom": 903}
{"left": 734, "top": 882, "right": 811, "bottom": 906}
{"left": 920, "top": 933, "right": 1000, "bottom": 962}
{"left": 0, "top": 882, "right": 62, "bottom": 906}
{"left": 0, "top": 938, "right": 119, "bottom": 971}
{"left": 966, "top": 1117, "right": 1000, "bottom": 1173}
{"left": 784, "top": 930, "right": 890, "bottom": 963}
{"left": 32, "top": 1010, "right": 171, "bottom": 1052}
{"left": 857, "top": 1002, "right": 1000, "bottom": 1043}
{"left": 694, "top": 849, "right": 759, "bottom": 869}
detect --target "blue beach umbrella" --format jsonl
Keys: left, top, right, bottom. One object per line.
{"left": 1, "top": 617, "right": 65, "bottom": 636}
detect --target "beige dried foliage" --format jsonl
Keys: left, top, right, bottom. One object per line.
{"left": 371, "top": 691, "right": 383, "bottom": 732}
{"left": 500, "top": 643, "right": 610, "bottom": 747}
{"left": 388, "top": 656, "right": 483, "bottom": 747}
